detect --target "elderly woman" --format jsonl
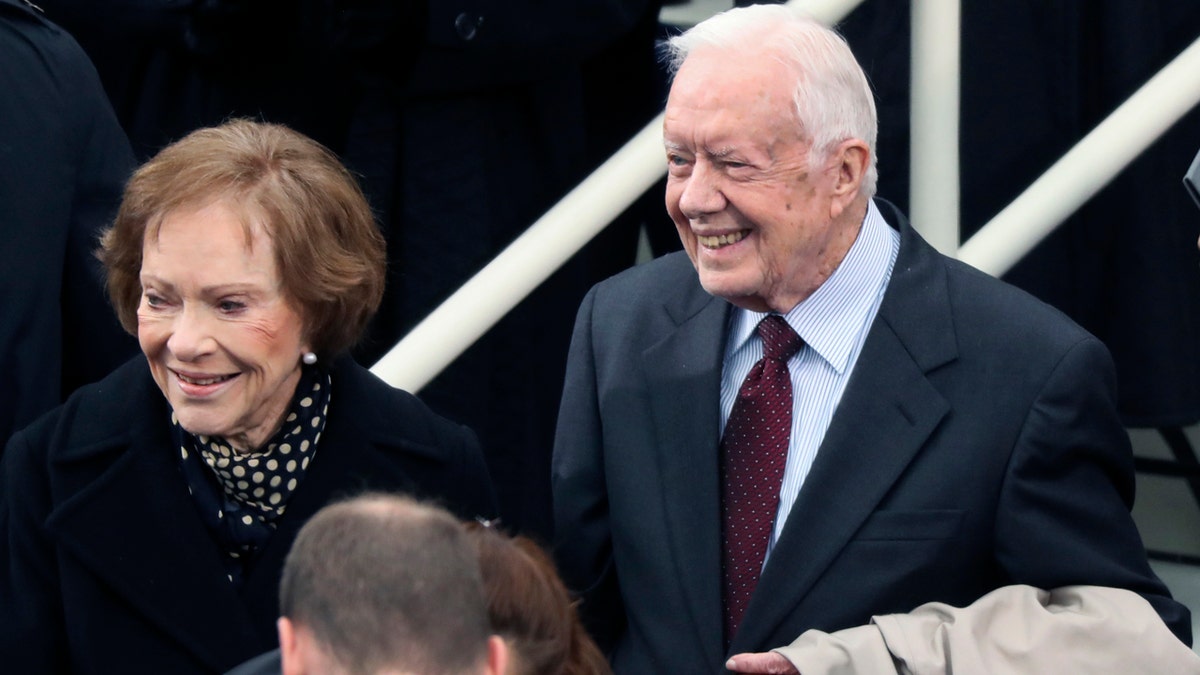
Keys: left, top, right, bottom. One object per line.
{"left": 0, "top": 119, "right": 497, "bottom": 674}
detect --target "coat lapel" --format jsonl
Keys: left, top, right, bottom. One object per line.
{"left": 642, "top": 283, "right": 730, "bottom": 670}
{"left": 731, "top": 212, "right": 960, "bottom": 653}
{"left": 46, "top": 395, "right": 264, "bottom": 672}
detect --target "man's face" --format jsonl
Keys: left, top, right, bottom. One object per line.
{"left": 663, "top": 48, "right": 857, "bottom": 314}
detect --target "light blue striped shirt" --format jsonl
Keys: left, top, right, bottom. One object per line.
{"left": 719, "top": 199, "right": 900, "bottom": 560}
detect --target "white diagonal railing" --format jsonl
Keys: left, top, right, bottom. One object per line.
{"left": 372, "top": 1, "right": 1200, "bottom": 392}
{"left": 957, "top": 32, "right": 1200, "bottom": 275}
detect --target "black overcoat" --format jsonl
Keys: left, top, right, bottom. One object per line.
{"left": 0, "top": 356, "right": 497, "bottom": 674}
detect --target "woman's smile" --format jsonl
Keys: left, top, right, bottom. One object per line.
{"left": 172, "top": 368, "right": 240, "bottom": 396}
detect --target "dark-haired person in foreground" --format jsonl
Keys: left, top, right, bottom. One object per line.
{"left": 230, "top": 510, "right": 611, "bottom": 675}
{"left": 275, "top": 494, "right": 507, "bottom": 675}
{"left": 551, "top": 4, "right": 1190, "bottom": 673}
{"left": 0, "top": 119, "right": 495, "bottom": 674}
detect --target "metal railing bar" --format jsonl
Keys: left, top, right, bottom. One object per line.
{"left": 956, "top": 33, "right": 1200, "bottom": 276}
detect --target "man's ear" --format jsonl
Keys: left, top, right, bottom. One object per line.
{"left": 828, "top": 139, "right": 870, "bottom": 218}
{"left": 278, "top": 617, "right": 301, "bottom": 675}
{"left": 485, "top": 635, "right": 510, "bottom": 675}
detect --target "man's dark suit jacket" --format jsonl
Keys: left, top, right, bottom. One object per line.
{"left": 0, "top": 356, "right": 496, "bottom": 674}
{"left": 551, "top": 201, "right": 1190, "bottom": 673}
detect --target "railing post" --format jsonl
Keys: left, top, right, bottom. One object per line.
{"left": 910, "top": 0, "right": 962, "bottom": 255}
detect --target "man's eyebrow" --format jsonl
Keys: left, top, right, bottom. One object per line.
{"left": 663, "top": 141, "right": 738, "bottom": 158}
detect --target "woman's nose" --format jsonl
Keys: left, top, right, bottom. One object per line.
{"left": 166, "top": 306, "right": 216, "bottom": 361}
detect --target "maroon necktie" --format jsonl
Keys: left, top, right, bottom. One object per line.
{"left": 720, "top": 314, "right": 803, "bottom": 643}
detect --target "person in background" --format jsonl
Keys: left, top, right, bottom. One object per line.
{"left": 465, "top": 520, "right": 611, "bottom": 675}
{"left": 0, "top": 118, "right": 496, "bottom": 674}
{"left": 276, "top": 494, "right": 508, "bottom": 675}
{"left": 0, "top": 0, "right": 138, "bottom": 447}
{"left": 551, "top": 5, "right": 1189, "bottom": 673}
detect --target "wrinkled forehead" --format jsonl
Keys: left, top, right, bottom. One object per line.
{"left": 665, "top": 51, "right": 802, "bottom": 146}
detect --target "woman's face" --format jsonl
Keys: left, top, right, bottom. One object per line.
{"left": 137, "top": 199, "right": 310, "bottom": 452}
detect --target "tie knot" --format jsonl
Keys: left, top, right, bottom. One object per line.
{"left": 757, "top": 315, "right": 802, "bottom": 362}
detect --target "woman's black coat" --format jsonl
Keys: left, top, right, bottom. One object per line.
{"left": 0, "top": 356, "right": 497, "bottom": 674}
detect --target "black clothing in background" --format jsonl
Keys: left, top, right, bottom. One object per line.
{"left": 0, "top": 0, "right": 138, "bottom": 447}
{"left": 356, "top": 2, "right": 657, "bottom": 540}
{"left": 738, "top": 0, "right": 1200, "bottom": 427}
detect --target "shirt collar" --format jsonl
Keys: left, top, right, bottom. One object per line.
{"left": 727, "top": 199, "right": 896, "bottom": 373}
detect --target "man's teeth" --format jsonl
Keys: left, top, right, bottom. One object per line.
{"left": 178, "top": 373, "right": 232, "bottom": 386}
{"left": 697, "top": 230, "right": 747, "bottom": 248}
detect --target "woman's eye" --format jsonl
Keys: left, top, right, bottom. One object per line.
{"left": 145, "top": 294, "right": 164, "bottom": 308}
{"left": 218, "top": 300, "right": 245, "bottom": 313}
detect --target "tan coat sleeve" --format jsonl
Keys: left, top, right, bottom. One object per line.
{"left": 773, "top": 585, "right": 1200, "bottom": 675}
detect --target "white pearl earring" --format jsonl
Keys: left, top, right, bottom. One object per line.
{"left": 302, "top": 352, "right": 318, "bottom": 365}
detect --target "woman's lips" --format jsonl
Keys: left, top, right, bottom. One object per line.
{"left": 173, "top": 369, "right": 238, "bottom": 395}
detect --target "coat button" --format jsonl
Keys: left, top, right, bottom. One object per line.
{"left": 454, "top": 12, "right": 483, "bottom": 41}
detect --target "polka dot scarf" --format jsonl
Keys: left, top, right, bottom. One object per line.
{"left": 172, "top": 366, "right": 330, "bottom": 585}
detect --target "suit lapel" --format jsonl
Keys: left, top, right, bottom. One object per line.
{"left": 731, "top": 213, "right": 960, "bottom": 652}
{"left": 642, "top": 282, "right": 730, "bottom": 670}
{"left": 46, "top": 400, "right": 263, "bottom": 672}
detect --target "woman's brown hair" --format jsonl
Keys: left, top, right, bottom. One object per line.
{"left": 464, "top": 522, "right": 611, "bottom": 675}
{"left": 99, "top": 118, "right": 386, "bottom": 359}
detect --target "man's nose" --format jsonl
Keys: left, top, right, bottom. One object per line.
{"left": 677, "top": 161, "right": 727, "bottom": 219}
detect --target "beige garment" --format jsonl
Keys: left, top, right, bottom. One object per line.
{"left": 774, "top": 585, "right": 1200, "bottom": 675}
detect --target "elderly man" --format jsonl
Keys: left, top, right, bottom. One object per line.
{"left": 550, "top": 5, "right": 1190, "bottom": 674}
{"left": 273, "top": 494, "right": 507, "bottom": 675}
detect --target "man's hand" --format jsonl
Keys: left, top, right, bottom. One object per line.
{"left": 726, "top": 652, "right": 799, "bottom": 674}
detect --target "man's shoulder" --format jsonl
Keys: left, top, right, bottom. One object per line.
{"left": 224, "top": 649, "right": 280, "bottom": 675}
{"left": 941, "top": 254, "right": 1091, "bottom": 341}
{"left": 589, "top": 251, "right": 701, "bottom": 309}
{"left": 890, "top": 218, "right": 1092, "bottom": 345}
{"left": 600, "top": 250, "right": 696, "bottom": 288}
